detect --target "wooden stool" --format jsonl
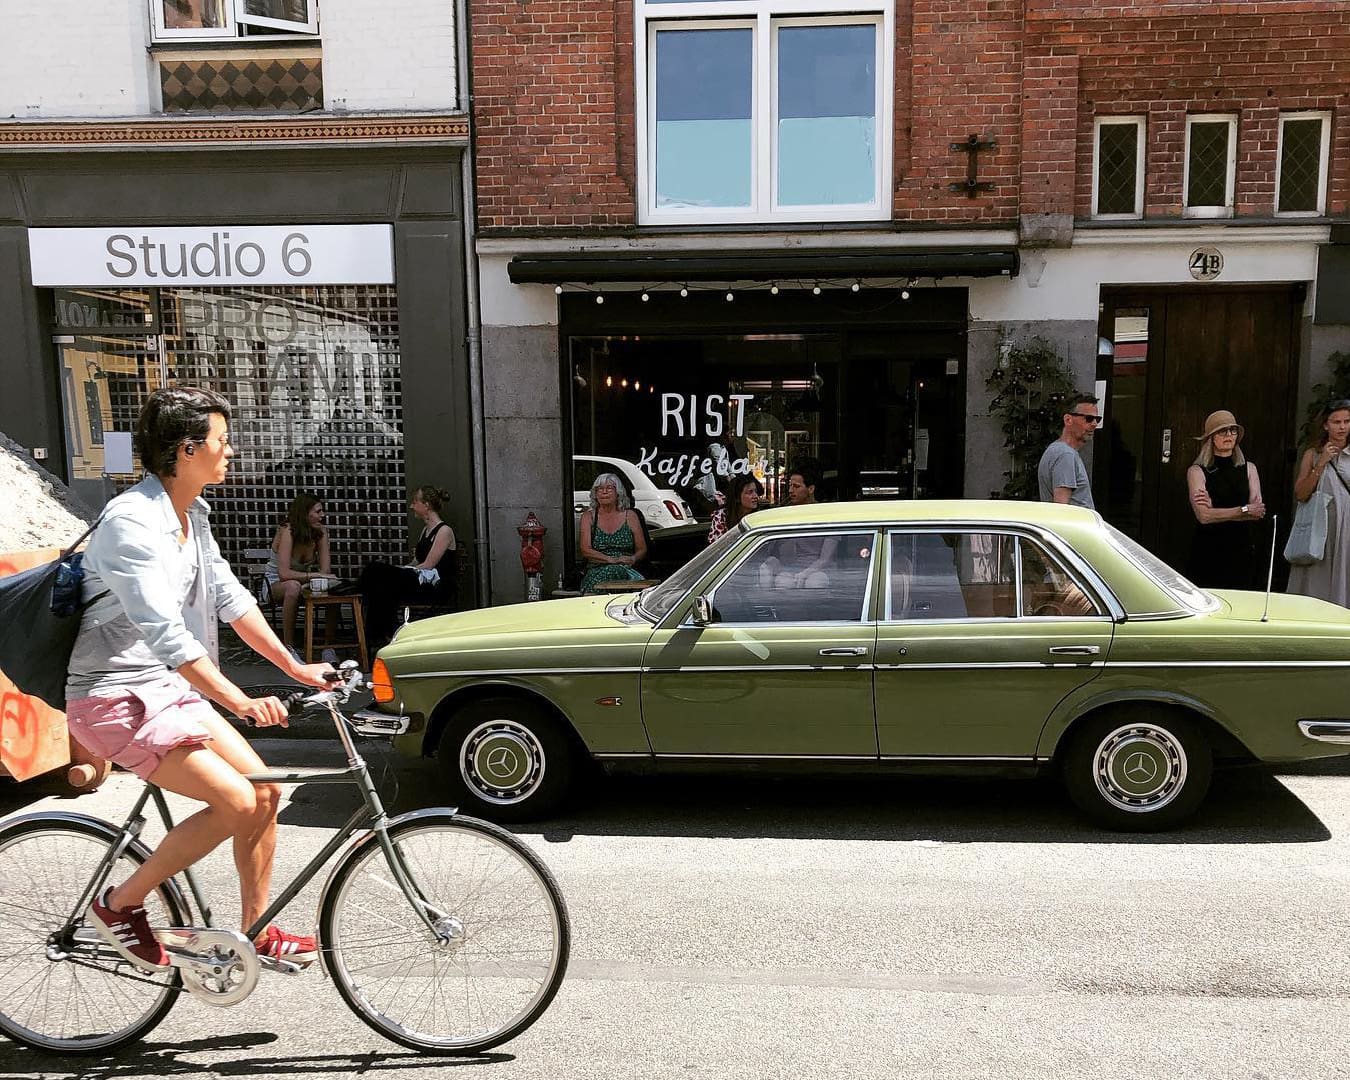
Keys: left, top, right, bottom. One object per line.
{"left": 302, "top": 591, "right": 369, "bottom": 669}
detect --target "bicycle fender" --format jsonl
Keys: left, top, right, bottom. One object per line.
{"left": 0, "top": 810, "right": 192, "bottom": 920}
{"left": 314, "top": 807, "right": 462, "bottom": 981}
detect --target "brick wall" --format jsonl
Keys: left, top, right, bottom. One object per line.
{"left": 0, "top": 0, "right": 155, "bottom": 117}
{"left": 472, "top": 0, "right": 1350, "bottom": 232}
{"left": 1026, "top": 1, "right": 1350, "bottom": 220}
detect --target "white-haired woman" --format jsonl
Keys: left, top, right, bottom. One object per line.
{"left": 579, "top": 472, "right": 647, "bottom": 595}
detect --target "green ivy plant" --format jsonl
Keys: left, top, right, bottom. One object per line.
{"left": 984, "top": 338, "right": 1077, "bottom": 500}
{"left": 1302, "top": 350, "right": 1350, "bottom": 444}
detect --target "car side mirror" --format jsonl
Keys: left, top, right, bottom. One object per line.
{"left": 690, "top": 595, "right": 712, "bottom": 626}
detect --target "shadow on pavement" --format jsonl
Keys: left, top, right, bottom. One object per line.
{"left": 1, "top": 1032, "right": 510, "bottom": 1077}
{"left": 278, "top": 753, "right": 1333, "bottom": 846}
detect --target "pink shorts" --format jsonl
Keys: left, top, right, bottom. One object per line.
{"left": 66, "top": 689, "right": 215, "bottom": 781}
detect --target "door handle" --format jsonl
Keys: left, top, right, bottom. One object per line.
{"left": 1161, "top": 428, "right": 1172, "bottom": 464}
{"left": 819, "top": 647, "right": 868, "bottom": 657}
{"left": 1048, "top": 645, "right": 1100, "bottom": 656}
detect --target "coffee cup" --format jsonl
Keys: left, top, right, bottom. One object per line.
{"left": 311, "top": 576, "right": 330, "bottom": 595}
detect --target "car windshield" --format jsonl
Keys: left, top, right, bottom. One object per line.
{"left": 1102, "top": 524, "right": 1218, "bottom": 614}
{"left": 638, "top": 525, "right": 744, "bottom": 621}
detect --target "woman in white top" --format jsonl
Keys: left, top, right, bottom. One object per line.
{"left": 264, "top": 492, "right": 332, "bottom": 651}
{"left": 1288, "top": 399, "right": 1350, "bottom": 607}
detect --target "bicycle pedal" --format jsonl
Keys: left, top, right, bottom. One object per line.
{"left": 258, "top": 954, "right": 304, "bottom": 975}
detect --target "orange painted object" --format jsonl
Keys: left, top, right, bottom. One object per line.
{"left": 0, "top": 548, "right": 100, "bottom": 785}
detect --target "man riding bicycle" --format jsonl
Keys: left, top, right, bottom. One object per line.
{"left": 65, "top": 387, "right": 334, "bottom": 972}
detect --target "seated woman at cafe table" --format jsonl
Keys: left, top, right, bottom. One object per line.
{"left": 263, "top": 492, "right": 332, "bottom": 654}
{"left": 357, "top": 484, "right": 457, "bottom": 649}
{"left": 579, "top": 472, "right": 647, "bottom": 595}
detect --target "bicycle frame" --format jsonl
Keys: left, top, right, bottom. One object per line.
{"left": 60, "top": 692, "right": 445, "bottom": 948}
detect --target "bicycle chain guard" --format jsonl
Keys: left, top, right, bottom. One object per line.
{"left": 159, "top": 928, "right": 259, "bottom": 1007}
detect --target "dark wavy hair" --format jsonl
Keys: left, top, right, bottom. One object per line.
{"left": 134, "top": 387, "right": 231, "bottom": 478}
{"left": 286, "top": 492, "right": 324, "bottom": 550}
{"left": 413, "top": 485, "right": 450, "bottom": 514}
{"left": 725, "top": 474, "right": 764, "bottom": 529}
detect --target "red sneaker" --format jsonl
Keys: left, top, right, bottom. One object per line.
{"left": 255, "top": 925, "right": 319, "bottom": 966}
{"left": 88, "top": 887, "right": 169, "bottom": 971}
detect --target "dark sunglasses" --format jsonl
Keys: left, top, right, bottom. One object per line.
{"left": 1068, "top": 412, "right": 1102, "bottom": 424}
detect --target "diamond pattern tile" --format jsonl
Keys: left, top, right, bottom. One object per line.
{"left": 160, "top": 54, "right": 322, "bottom": 113}
{"left": 1279, "top": 118, "right": 1323, "bottom": 213}
{"left": 1096, "top": 123, "right": 1139, "bottom": 215}
{"left": 1187, "top": 121, "right": 1231, "bottom": 208}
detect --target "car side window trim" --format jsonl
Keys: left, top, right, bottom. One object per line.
{"left": 882, "top": 526, "right": 1117, "bottom": 624}
{"left": 695, "top": 528, "right": 881, "bottom": 627}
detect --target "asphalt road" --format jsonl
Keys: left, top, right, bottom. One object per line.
{"left": 1, "top": 738, "right": 1348, "bottom": 1080}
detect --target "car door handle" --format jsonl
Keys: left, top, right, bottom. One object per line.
{"left": 1048, "top": 645, "right": 1100, "bottom": 656}
{"left": 819, "top": 647, "right": 868, "bottom": 657}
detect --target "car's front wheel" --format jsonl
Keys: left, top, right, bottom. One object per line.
{"left": 1061, "top": 709, "right": 1213, "bottom": 831}
{"left": 436, "top": 697, "right": 574, "bottom": 822}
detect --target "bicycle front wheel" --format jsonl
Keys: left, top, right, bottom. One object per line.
{"left": 320, "top": 813, "right": 569, "bottom": 1055}
{"left": 0, "top": 817, "right": 185, "bottom": 1053}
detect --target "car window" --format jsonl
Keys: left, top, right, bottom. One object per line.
{"left": 711, "top": 531, "right": 876, "bottom": 624}
{"left": 888, "top": 532, "right": 1016, "bottom": 619}
{"left": 573, "top": 458, "right": 602, "bottom": 493}
{"left": 1019, "top": 537, "right": 1102, "bottom": 617}
{"left": 1102, "top": 523, "right": 1218, "bottom": 613}
{"left": 639, "top": 525, "right": 744, "bottom": 621}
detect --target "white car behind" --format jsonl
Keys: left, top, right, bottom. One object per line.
{"left": 573, "top": 454, "right": 696, "bottom": 530}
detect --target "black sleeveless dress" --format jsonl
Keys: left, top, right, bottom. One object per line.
{"left": 1187, "top": 456, "right": 1255, "bottom": 589}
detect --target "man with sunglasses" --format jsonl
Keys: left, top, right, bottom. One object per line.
{"left": 1037, "top": 393, "right": 1100, "bottom": 509}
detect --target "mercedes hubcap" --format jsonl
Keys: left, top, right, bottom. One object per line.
{"left": 461, "top": 720, "right": 545, "bottom": 805}
{"left": 1093, "top": 724, "right": 1187, "bottom": 813}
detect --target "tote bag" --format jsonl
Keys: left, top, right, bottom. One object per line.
{"left": 0, "top": 519, "right": 103, "bottom": 711}
{"left": 1283, "top": 491, "right": 1333, "bottom": 567}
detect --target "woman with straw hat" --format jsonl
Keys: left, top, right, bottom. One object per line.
{"left": 1185, "top": 409, "right": 1265, "bottom": 589}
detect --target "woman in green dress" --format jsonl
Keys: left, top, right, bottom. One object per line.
{"left": 579, "top": 472, "right": 648, "bottom": 595}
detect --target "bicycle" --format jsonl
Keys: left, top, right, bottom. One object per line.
{"left": 0, "top": 662, "right": 570, "bottom": 1056}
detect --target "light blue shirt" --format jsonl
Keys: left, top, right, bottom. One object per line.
{"left": 66, "top": 475, "right": 256, "bottom": 701}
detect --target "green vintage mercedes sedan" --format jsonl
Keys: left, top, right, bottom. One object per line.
{"left": 362, "top": 501, "right": 1350, "bottom": 831}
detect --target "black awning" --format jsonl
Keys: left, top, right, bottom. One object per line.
{"left": 506, "top": 246, "right": 1018, "bottom": 284}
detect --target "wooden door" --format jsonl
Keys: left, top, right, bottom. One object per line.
{"left": 1097, "top": 287, "right": 1302, "bottom": 579}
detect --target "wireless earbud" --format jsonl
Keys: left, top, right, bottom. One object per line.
{"left": 184, "top": 444, "right": 195, "bottom": 456}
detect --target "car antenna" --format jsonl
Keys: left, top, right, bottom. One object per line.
{"left": 1260, "top": 514, "right": 1278, "bottom": 623}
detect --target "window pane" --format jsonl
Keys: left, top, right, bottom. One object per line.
{"left": 162, "top": 0, "right": 228, "bottom": 29}
{"left": 890, "top": 532, "right": 1015, "bottom": 619}
{"left": 1096, "top": 123, "right": 1139, "bottom": 215}
{"left": 712, "top": 532, "right": 874, "bottom": 623}
{"left": 1279, "top": 118, "right": 1323, "bottom": 213}
{"left": 777, "top": 25, "right": 876, "bottom": 206}
{"left": 654, "top": 29, "right": 752, "bottom": 209}
{"left": 241, "top": 0, "right": 310, "bottom": 18}
{"left": 1019, "top": 539, "right": 1100, "bottom": 617}
{"left": 1187, "top": 121, "right": 1231, "bottom": 207}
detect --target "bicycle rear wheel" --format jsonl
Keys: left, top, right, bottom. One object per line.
{"left": 320, "top": 813, "right": 569, "bottom": 1055}
{"left": 0, "top": 817, "right": 185, "bottom": 1053}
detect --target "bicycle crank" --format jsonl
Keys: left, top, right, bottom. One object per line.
{"left": 159, "top": 928, "right": 259, "bottom": 1007}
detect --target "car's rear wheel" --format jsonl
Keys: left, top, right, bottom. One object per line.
{"left": 1061, "top": 709, "right": 1213, "bottom": 831}
{"left": 436, "top": 697, "right": 574, "bottom": 822}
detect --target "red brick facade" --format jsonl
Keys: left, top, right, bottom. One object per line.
{"left": 471, "top": 0, "right": 1350, "bottom": 233}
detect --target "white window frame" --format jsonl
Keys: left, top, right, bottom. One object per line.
{"left": 636, "top": 0, "right": 893, "bottom": 226}
{"left": 1182, "top": 113, "right": 1237, "bottom": 219}
{"left": 1091, "top": 116, "right": 1146, "bottom": 221}
{"left": 1275, "top": 110, "right": 1332, "bottom": 218}
{"left": 150, "top": 0, "right": 319, "bottom": 42}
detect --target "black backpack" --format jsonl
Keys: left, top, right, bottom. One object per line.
{"left": 0, "top": 519, "right": 105, "bottom": 711}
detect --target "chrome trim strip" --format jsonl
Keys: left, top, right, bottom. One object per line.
{"left": 1109, "top": 660, "right": 1350, "bottom": 669}
{"left": 594, "top": 753, "right": 1038, "bottom": 763}
{"left": 647, "top": 754, "right": 879, "bottom": 761}
{"left": 401, "top": 666, "right": 644, "bottom": 679}
{"left": 1298, "top": 720, "right": 1350, "bottom": 745}
{"left": 1121, "top": 610, "right": 1191, "bottom": 621}
{"left": 874, "top": 661, "right": 1105, "bottom": 670}
{"left": 645, "top": 665, "right": 875, "bottom": 673}
{"left": 879, "top": 755, "right": 1036, "bottom": 763}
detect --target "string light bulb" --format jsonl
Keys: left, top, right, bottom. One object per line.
{"left": 770, "top": 284, "right": 779, "bottom": 295}
{"left": 679, "top": 286, "right": 689, "bottom": 298}
{"left": 641, "top": 292, "right": 650, "bottom": 302}
{"left": 605, "top": 375, "right": 613, "bottom": 387}
{"left": 621, "top": 378, "right": 628, "bottom": 388}
{"left": 901, "top": 289, "right": 910, "bottom": 300}
{"left": 554, "top": 285, "right": 563, "bottom": 295}
{"left": 595, "top": 294, "right": 604, "bottom": 304}
{"left": 812, "top": 285, "right": 822, "bottom": 296}
{"left": 851, "top": 281, "right": 861, "bottom": 292}
{"left": 634, "top": 380, "right": 641, "bottom": 390}
{"left": 726, "top": 292, "right": 734, "bottom": 302}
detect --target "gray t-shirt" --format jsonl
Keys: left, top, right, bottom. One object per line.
{"left": 1037, "top": 440, "right": 1094, "bottom": 508}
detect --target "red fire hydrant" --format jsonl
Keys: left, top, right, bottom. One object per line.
{"left": 517, "top": 511, "right": 546, "bottom": 601}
